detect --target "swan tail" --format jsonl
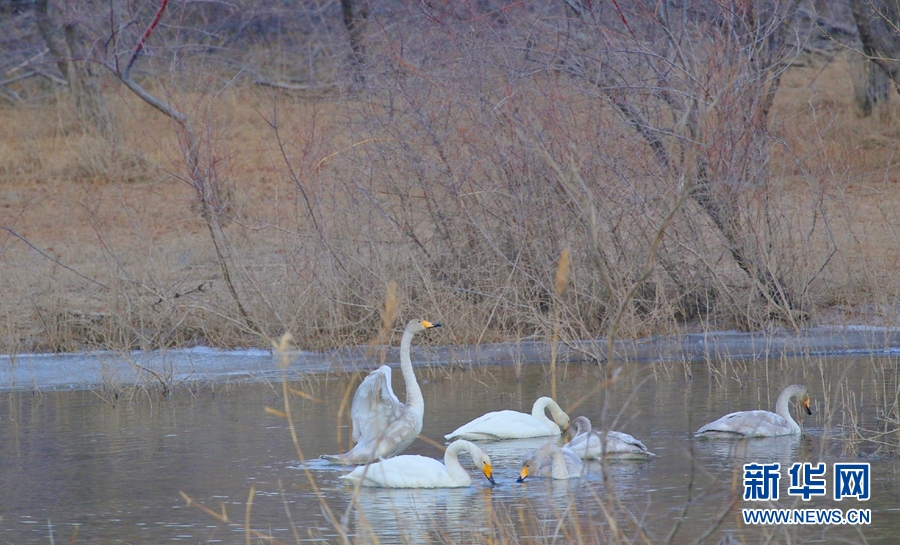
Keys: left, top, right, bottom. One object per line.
{"left": 320, "top": 449, "right": 371, "bottom": 465}
{"left": 320, "top": 453, "right": 347, "bottom": 464}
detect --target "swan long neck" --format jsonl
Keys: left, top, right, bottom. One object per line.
{"left": 573, "top": 416, "right": 591, "bottom": 436}
{"left": 775, "top": 385, "right": 805, "bottom": 432}
{"left": 549, "top": 448, "right": 570, "bottom": 479}
{"left": 532, "top": 397, "right": 556, "bottom": 426}
{"left": 444, "top": 441, "right": 473, "bottom": 485}
{"left": 400, "top": 327, "right": 424, "bottom": 416}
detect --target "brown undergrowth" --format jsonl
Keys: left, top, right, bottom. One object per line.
{"left": 2, "top": 51, "right": 900, "bottom": 354}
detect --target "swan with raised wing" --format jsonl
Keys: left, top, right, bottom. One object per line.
{"left": 340, "top": 440, "right": 495, "bottom": 488}
{"left": 444, "top": 397, "right": 570, "bottom": 441}
{"left": 323, "top": 319, "right": 441, "bottom": 464}
{"left": 695, "top": 384, "right": 811, "bottom": 438}
{"left": 563, "top": 416, "right": 655, "bottom": 459}
{"left": 517, "top": 441, "right": 583, "bottom": 481}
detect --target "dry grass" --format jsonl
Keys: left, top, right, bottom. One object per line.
{"left": 2, "top": 46, "right": 900, "bottom": 353}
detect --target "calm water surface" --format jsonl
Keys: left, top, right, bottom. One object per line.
{"left": 1, "top": 352, "right": 899, "bottom": 544}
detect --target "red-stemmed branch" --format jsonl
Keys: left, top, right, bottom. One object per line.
{"left": 106, "top": 0, "right": 258, "bottom": 334}
{"left": 124, "top": 0, "right": 168, "bottom": 75}
{"left": 113, "top": 0, "right": 190, "bottom": 137}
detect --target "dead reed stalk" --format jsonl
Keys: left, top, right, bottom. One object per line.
{"left": 550, "top": 248, "right": 570, "bottom": 401}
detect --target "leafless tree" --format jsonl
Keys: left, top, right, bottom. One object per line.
{"left": 851, "top": 0, "right": 900, "bottom": 98}
{"left": 340, "top": 0, "right": 368, "bottom": 85}
{"left": 34, "top": 0, "right": 112, "bottom": 136}
{"left": 102, "top": 0, "right": 257, "bottom": 335}
{"left": 537, "top": 0, "right": 810, "bottom": 324}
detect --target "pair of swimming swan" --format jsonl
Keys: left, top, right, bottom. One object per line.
{"left": 339, "top": 431, "right": 614, "bottom": 487}
{"left": 338, "top": 415, "right": 637, "bottom": 487}
{"left": 322, "top": 319, "right": 571, "bottom": 465}
{"left": 515, "top": 416, "right": 655, "bottom": 482}
{"left": 340, "top": 425, "right": 613, "bottom": 487}
{"left": 319, "top": 318, "right": 504, "bottom": 489}
{"left": 323, "top": 319, "right": 572, "bottom": 487}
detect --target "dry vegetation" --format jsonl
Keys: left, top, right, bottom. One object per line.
{"left": 2, "top": 1, "right": 900, "bottom": 355}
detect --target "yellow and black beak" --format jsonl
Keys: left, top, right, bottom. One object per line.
{"left": 422, "top": 320, "right": 442, "bottom": 329}
{"left": 802, "top": 396, "right": 812, "bottom": 416}
{"left": 516, "top": 466, "right": 529, "bottom": 483}
{"left": 483, "top": 463, "right": 495, "bottom": 485}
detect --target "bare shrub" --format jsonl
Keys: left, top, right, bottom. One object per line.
{"left": 3, "top": 1, "right": 900, "bottom": 353}
{"left": 255, "top": 1, "right": 828, "bottom": 349}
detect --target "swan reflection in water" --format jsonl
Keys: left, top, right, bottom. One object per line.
{"left": 694, "top": 434, "right": 801, "bottom": 467}
{"left": 348, "top": 486, "right": 493, "bottom": 543}
{"left": 350, "top": 478, "right": 590, "bottom": 541}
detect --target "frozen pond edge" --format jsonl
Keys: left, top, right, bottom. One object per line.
{"left": 2, "top": 325, "right": 900, "bottom": 392}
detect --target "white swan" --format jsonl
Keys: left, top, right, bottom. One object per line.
{"left": 340, "top": 440, "right": 496, "bottom": 488}
{"left": 695, "top": 384, "right": 811, "bottom": 438}
{"left": 517, "top": 441, "right": 583, "bottom": 481}
{"left": 323, "top": 319, "right": 441, "bottom": 464}
{"left": 444, "top": 397, "right": 570, "bottom": 441}
{"left": 563, "top": 416, "right": 655, "bottom": 459}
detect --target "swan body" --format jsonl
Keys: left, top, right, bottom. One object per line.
{"left": 340, "top": 440, "right": 495, "bottom": 488}
{"left": 323, "top": 320, "right": 440, "bottom": 464}
{"left": 517, "top": 442, "right": 583, "bottom": 481}
{"left": 563, "top": 416, "right": 655, "bottom": 459}
{"left": 444, "top": 397, "right": 570, "bottom": 441}
{"left": 695, "top": 384, "right": 811, "bottom": 438}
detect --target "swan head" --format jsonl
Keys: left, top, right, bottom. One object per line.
{"left": 517, "top": 465, "right": 529, "bottom": 482}
{"left": 467, "top": 443, "right": 495, "bottom": 485}
{"left": 517, "top": 457, "right": 533, "bottom": 482}
{"left": 801, "top": 391, "right": 812, "bottom": 415}
{"left": 406, "top": 319, "right": 442, "bottom": 334}
{"left": 516, "top": 443, "right": 553, "bottom": 482}
{"left": 782, "top": 384, "right": 812, "bottom": 417}
{"left": 550, "top": 403, "right": 571, "bottom": 432}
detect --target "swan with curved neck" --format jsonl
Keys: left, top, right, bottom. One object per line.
{"left": 323, "top": 319, "right": 440, "bottom": 464}
{"left": 517, "top": 442, "right": 583, "bottom": 481}
{"left": 563, "top": 416, "right": 655, "bottom": 459}
{"left": 695, "top": 384, "right": 812, "bottom": 438}
{"left": 340, "top": 440, "right": 495, "bottom": 488}
{"left": 444, "top": 397, "right": 571, "bottom": 441}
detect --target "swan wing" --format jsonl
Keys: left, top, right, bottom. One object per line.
{"left": 565, "top": 430, "right": 654, "bottom": 459}
{"left": 351, "top": 365, "right": 405, "bottom": 444}
{"left": 563, "top": 447, "right": 585, "bottom": 476}
{"left": 563, "top": 432, "right": 596, "bottom": 457}
{"left": 606, "top": 430, "right": 655, "bottom": 457}
{"left": 445, "top": 410, "right": 558, "bottom": 440}
{"left": 340, "top": 455, "right": 461, "bottom": 488}
{"left": 695, "top": 410, "right": 794, "bottom": 437}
